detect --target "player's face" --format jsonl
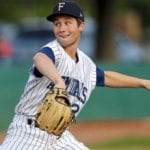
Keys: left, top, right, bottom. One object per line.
{"left": 53, "top": 16, "right": 85, "bottom": 48}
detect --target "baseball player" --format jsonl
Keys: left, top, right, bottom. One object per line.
{"left": 1, "top": 0, "right": 150, "bottom": 150}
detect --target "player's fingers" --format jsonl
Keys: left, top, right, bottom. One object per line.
{"left": 143, "top": 80, "right": 150, "bottom": 90}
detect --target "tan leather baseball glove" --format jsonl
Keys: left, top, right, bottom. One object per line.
{"left": 36, "top": 87, "right": 74, "bottom": 136}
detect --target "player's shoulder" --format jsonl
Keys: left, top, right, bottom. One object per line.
{"left": 78, "top": 49, "right": 95, "bottom": 65}
{"left": 42, "top": 40, "right": 62, "bottom": 55}
{"left": 43, "top": 40, "right": 58, "bottom": 49}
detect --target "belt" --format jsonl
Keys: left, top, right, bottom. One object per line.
{"left": 27, "top": 119, "right": 39, "bottom": 128}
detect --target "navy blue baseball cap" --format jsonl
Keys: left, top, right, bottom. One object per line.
{"left": 47, "top": 0, "right": 84, "bottom": 22}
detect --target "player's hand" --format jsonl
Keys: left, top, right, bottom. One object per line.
{"left": 55, "top": 78, "right": 67, "bottom": 104}
{"left": 142, "top": 80, "right": 150, "bottom": 90}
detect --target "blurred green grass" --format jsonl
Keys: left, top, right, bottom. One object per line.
{"left": 0, "top": 65, "right": 29, "bottom": 130}
{"left": 88, "top": 137, "right": 150, "bottom": 150}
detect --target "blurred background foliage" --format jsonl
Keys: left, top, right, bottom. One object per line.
{"left": 0, "top": 0, "right": 149, "bottom": 26}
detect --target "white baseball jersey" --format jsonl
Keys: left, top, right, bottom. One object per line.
{"left": 15, "top": 40, "right": 104, "bottom": 117}
{"left": 0, "top": 40, "right": 104, "bottom": 150}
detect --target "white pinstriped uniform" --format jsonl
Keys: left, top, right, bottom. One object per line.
{"left": 0, "top": 40, "right": 103, "bottom": 150}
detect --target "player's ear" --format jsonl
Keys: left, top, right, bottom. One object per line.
{"left": 79, "top": 22, "right": 85, "bottom": 32}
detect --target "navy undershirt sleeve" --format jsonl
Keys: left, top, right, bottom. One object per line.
{"left": 96, "top": 66, "right": 105, "bottom": 86}
{"left": 33, "top": 47, "right": 55, "bottom": 77}
{"left": 39, "top": 47, "right": 55, "bottom": 63}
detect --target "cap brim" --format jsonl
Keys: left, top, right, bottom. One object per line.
{"left": 47, "top": 13, "right": 79, "bottom": 22}
{"left": 47, "top": 14, "right": 56, "bottom": 22}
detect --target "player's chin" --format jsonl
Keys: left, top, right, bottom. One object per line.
{"left": 57, "top": 39, "right": 71, "bottom": 48}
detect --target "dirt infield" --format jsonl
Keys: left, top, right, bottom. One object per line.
{"left": 1, "top": 120, "right": 150, "bottom": 145}
{"left": 69, "top": 120, "right": 150, "bottom": 144}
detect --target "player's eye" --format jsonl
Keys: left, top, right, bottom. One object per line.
{"left": 65, "top": 21, "right": 72, "bottom": 25}
{"left": 54, "top": 22, "right": 60, "bottom": 27}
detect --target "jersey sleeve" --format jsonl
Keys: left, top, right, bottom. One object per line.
{"left": 96, "top": 66, "right": 105, "bottom": 86}
{"left": 39, "top": 47, "right": 55, "bottom": 63}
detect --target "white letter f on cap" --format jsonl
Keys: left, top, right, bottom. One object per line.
{"left": 58, "top": 2, "right": 65, "bottom": 11}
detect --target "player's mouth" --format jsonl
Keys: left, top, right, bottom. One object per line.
{"left": 59, "top": 35, "right": 69, "bottom": 39}
{"left": 59, "top": 34, "right": 70, "bottom": 39}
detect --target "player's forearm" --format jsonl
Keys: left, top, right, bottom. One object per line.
{"left": 104, "top": 71, "right": 150, "bottom": 89}
{"left": 33, "top": 53, "right": 66, "bottom": 88}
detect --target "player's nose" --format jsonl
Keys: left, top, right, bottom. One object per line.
{"left": 59, "top": 23, "right": 67, "bottom": 32}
